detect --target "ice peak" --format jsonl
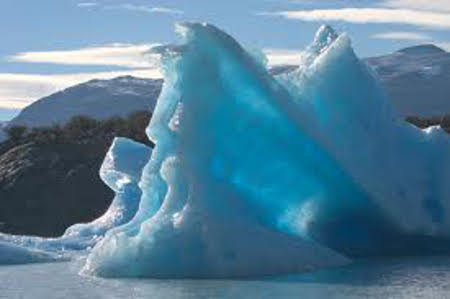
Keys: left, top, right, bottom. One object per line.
{"left": 312, "top": 25, "right": 338, "bottom": 53}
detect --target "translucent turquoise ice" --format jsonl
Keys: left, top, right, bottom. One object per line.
{"left": 84, "top": 24, "right": 450, "bottom": 277}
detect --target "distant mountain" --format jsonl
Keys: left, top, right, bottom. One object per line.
{"left": 8, "top": 76, "right": 163, "bottom": 128}
{"left": 270, "top": 44, "right": 450, "bottom": 118}
{"left": 365, "top": 44, "right": 450, "bottom": 117}
{"left": 6, "top": 44, "right": 450, "bottom": 131}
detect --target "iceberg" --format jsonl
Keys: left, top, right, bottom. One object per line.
{"left": 83, "top": 22, "right": 352, "bottom": 278}
{"left": 2, "top": 23, "right": 450, "bottom": 278}
{"left": 83, "top": 23, "right": 450, "bottom": 277}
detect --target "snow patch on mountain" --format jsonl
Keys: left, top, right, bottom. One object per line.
{"left": 8, "top": 76, "right": 163, "bottom": 128}
{"left": 365, "top": 45, "right": 450, "bottom": 117}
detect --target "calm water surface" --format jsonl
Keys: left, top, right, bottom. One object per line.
{"left": 1, "top": 257, "right": 450, "bottom": 298}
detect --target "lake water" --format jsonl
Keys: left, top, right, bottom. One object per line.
{"left": 1, "top": 257, "right": 450, "bottom": 298}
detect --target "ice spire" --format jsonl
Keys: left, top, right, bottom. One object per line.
{"left": 311, "top": 25, "right": 339, "bottom": 54}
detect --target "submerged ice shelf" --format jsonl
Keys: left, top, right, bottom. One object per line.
{"left": 2, "top": 23, "right": 450, "bottom": 278}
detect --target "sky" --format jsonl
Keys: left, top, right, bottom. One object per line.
{"left": 1, "top": 0, "right": 450, "bottom": 121}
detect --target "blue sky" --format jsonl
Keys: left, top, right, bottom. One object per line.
{"left": 1, "top": 0, "right": 450, "bottom": 120}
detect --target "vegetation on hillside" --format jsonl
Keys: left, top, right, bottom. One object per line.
{"left": 3, "top": 112, "right": 450, "bottom": 157}
{"left": 0, "top": 111, "right": 152, "bottom": 156}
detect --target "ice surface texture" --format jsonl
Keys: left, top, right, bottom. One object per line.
{"left": 277, "top": 26, "right": 450, "bottom": 256}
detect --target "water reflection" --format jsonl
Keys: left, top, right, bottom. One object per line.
{"left": 2, "top": 257, "right": 450, "bottom": 299}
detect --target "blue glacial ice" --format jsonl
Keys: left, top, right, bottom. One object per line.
{"left": 83, "top": 23, "right": 355, "bottom": 278}
{"left": 277, "top": 25, "right": 450, "bottom": 256}
{"left": 3, "top": 23, "right": 450, "bottom": 277}
{"left": 64, "top": 137, "right": 151, "bottom": 239}
{"left": 83, "top": 23, "right": 450, "bottom": 277}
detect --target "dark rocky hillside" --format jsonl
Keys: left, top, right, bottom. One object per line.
{"left": 0, "top": 142, "right": 113, "bottom": 236}
{"left": 0, "top": 112, "right": 152, "bottom": 237}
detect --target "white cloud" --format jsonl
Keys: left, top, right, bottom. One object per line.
{"left": 3, "top": 43, "right": 163, "bottom": 109}
{"left": 8, "top": 43, "right": 158, "bottom": 68}
{"left": 77, "top": 2, "right": 98, "bottom": 8}
{"left": 382, "top": 0, "right": 450, "bottom": 12}
{"left": 0, "top": 47, "right": 308, "bottom": 110}
{"left": 371, "top": 31, "right": 431, "bottom": 41}
{"left": 272, "top": 8, "right": 450, "bottom": 29}
{"left": 105, "top": 4, "right": 183, "bottom": 15}
{"left": 263, "top": 48, "right": 304, "bottom": 66}
{"left": 0, "top": 69, "right": 162, "bottom": 110}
